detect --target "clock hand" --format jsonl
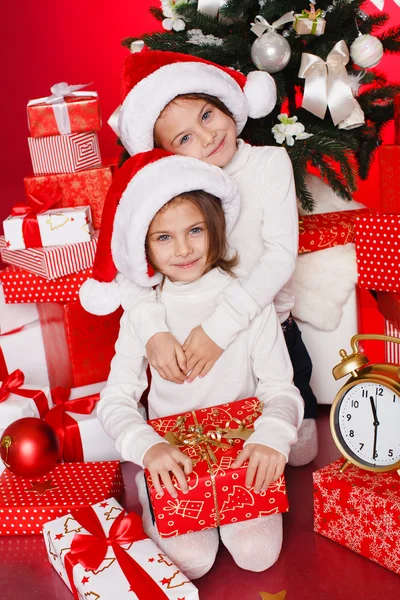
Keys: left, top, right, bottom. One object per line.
{"left": 370, "top": 396, "right": 379, "bottom": 461}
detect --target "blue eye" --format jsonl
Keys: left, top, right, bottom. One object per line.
{"left": 180, "top": 134, "right": 191, "bottom": 145}
{"left": 157, "top": 234, "right": 171, "bottom": 242}
{"left": 202, "top": 110, "right": 212, "bottom": 122}
{"left": 190, "top": 227, "right": 203, "bottom": 235}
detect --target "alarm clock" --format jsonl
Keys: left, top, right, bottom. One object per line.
{"left": 331, "top": 334, "right": 400, "bottom": 473}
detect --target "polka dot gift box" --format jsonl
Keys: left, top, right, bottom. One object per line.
{"left": 145, "top": 398, "right": 289, "bottom": 538}
{"left": 355, "top": 213, "right": 400, "bottom": 292}
{"left": 0, "top": 265, "right": 92, "bottom": 304}
{"left": 43, "top": 497, "right": 199, "bottom": 600}
{"left": 0, "top": 461, "right": 123, "bottom": 536}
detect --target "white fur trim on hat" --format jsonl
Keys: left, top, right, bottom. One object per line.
{"left": 119, "top": 62, "right": 249, "bottom": 156}
{"left": 245, "top": 71, "right": 277, "bottom": 119}
{"left": 111, "top": 155, "right": 240, "bottom": 287}
{"left": 79, "top": 278, "right": 121, "bottom": 316}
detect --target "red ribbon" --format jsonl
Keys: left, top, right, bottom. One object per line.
{"left": 65, "top": 506, "right": 170, "bottom": 600}
{"left": 44, "top": 387, "right": 99, "bottom": 463}
{"left": 10, "top": 191, "right": 60, "bottom": 248}
{"left": 0, "top": 369, "right": 49, "bottom": 418}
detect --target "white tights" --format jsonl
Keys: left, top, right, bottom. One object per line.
{"left": 288, "top": 418, "right": 318, "bottom": 467}
{"left": 136, "top": 472, "right": 283, "bottom": 580}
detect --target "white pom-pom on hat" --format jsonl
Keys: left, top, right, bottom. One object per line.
{"left": 245, "top": 71, "right": 277, "bottom": 119}
{"left": 79, "top": 278, "right": 121, "bottom": 316}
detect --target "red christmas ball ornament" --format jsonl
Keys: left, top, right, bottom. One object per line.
{"left": 0, "top": 417, "right": 60, "bottom": 478}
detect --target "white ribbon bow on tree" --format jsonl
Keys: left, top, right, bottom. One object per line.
{"left": 369, "top": 0, "right": 400, "bottom": 10}
{"left": 28, "top": 82, "right": 97, "bottom": 135}
{"left": 250, "top": 12, "right": 295, "bottom": 37}
{"left": 298, "top": 40, "right": 356, "bottom": 126}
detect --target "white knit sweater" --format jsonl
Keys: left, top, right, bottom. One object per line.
{"left": 98, "top": 269, "right": 303, "bottom": 468}
{"left": 126, "top": 141, "right": 298, "bottom": 350}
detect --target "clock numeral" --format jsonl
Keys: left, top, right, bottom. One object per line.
{"left": 373, "top": 450, "right": 378, "bottom": 459}
{"left": 346, "top": 414, "right": 352, "bottom": 421}
{"left": 349, "top": 430, "right": 354, "bottom": 438}
{"left": 351, "top": 400, "right": 359, "bottom": 408}
{"left": 359, "top": 443, "right": 364, "bottom": 451}
{"left": 361, "top": 390, "right": 368, "bottom": 398}
{"left": 393, "top": 395, "right": 396, "bottom": 403}
{"left": 389, "top": 449, "right": 394, "bottom": 457}
{"left": 376, "top": 387, "right": 383, "bottom": 397}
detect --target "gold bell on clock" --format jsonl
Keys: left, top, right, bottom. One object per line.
{"left": 331, "top": 334, "right": 400, "bottom": 473}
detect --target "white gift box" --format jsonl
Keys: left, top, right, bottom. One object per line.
{"left": 0, "top": 377, "right": 51, "bottom": 430}
{"left": 43, "top": 497, "right": 199, "bottom": 600}
{"left": 3, "top": 206, "right": 93, "bottom": 251}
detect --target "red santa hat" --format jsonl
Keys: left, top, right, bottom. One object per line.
{"left": 116, "top": 50, "right": 277, "bottom": 156}
{"left": 79, "top": 149, "right": 241, "bottom": 315}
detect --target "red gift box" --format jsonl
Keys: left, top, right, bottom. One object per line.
{"left": 24, "top": 164, "right": 114, "bottom": 230}
{"left": 28, "top": 132, "right": 101, "bottom": 175}
{"left": 27, "top": 94, "right": 101, "bottom": 138}
{"left": 356, "top": 286, "right": 386, "bottom": 365}
{"left": 0, "top": 231, "right": 98, "bottom": 279}
{"left": 146, "top": 398, "right": 289, "bottom": 538}
{"left": 395, "top": 98, "right": 400, "bottom": 145}
{"left": 0, "top": 460, "right": 123, "bottom": 536}
{"left": 376, "top": 292, "right": 400, "bottom": 363}
{"left": 298, "top": 209, "right": 368, "bottom": 254}
{"left": 313, "top": 459, "right": 400, "bottom": 575}
{"left": 0, "top": 265, "right": 92, "bottom": 303}
{"left": 37, "top": 301, "right": 122, "bottom": 388}
{"left": 355, "top": 213, "right": 400, "bottom": 293}
{"left": 378, "top": 146, "right": 400, "bottom": 213}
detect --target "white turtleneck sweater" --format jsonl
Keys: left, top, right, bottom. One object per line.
{"left": 98, "top": 269, "right": 303, "bottom": 468}
{"left": 125, "top": 141, "right": 298, "bottom": 351}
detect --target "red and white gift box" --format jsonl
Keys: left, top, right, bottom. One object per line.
{"left": 146, "top": 398, "right": 289, "bottom": 538}
{"left": 44, "top": 497, "right": 199, "bottom": 600}
{"left": 3, "top": 206, "right": 93, "bottom": 251}
{"left": 378, "top": 146, "right": 400, "bottom": 213}
{"left": 24, "top": 164, "right": 114, "bottom": 229}
{"left": 0, "top": 461, "right": 123, "bottom": 536}
{"left": 44, "top": 386, "right": 120, "bottom": 463}
{"left": 28, "top": 132, "right": 101, "bottom": 175}
{"left": 0, "top": 265, "right": 92, "bottom": 304}
{"left": 313, "top": 459, "right": 400, "bottom": 575}
{"left": 0, "top": 230, "right": 98, "bottom": 279}
{"left": 0, "top": 370, "right": 51, "bottom": 431}
{"left": 355, "top": 213, "right": 400, "bottom": 293}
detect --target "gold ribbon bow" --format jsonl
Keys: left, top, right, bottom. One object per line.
{"left": 164, "top": 409, "right": 259, "bottom": 526}
{"left": 298, "top": 40, "right": 355, "bottom": 126}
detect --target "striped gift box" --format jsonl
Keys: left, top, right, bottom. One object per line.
{"left": 28, "top": 132, "right": 101, "bottom": 175}
{"left": 0, "top": 231, "right": 98, "bottom": 280}
{"left": 384, "top": 319, "right": 400, "bottom": 365}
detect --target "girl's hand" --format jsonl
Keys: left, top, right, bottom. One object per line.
{"left": 232, "top": 443, "right": 286, "bottom": 494}
{"left": 146, "top": 332, "right": 187, "bottom": 384}
{"left": 183, "top": 326, "right": 223, "bottom": 382}
{"left": 143, "top": 442, "right": 193, "bottom": 499}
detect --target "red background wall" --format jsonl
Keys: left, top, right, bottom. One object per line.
{"left": 1, "top": 1, "right": 399, "bottom": 222}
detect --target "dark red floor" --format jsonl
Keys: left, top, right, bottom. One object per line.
{"left": 1, "top": 407, "right": 399, "bottom": 599}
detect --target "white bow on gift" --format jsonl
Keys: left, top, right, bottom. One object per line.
{"left": 250, "top": 12, "right": 295, "bottom": 37}
{"left": 28, "top": 82, "right": 98, "bottom": 135}
{"left": 298, "top": 41, "right": 356, "bottom": 126}
{"left": 369, "top": 0, "right": 400, "bottom": 10}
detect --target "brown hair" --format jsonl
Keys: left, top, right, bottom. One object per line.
{"left": 146, "top": 190, "right": 238, "bottom": 278}
{"left": 154, "top": 93, "right": 235, "bottom": 148}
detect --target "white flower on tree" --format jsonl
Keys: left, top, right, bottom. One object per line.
{"left": 272, "top": 113, "right": 313, "bottom": 146}
{"left": 161, "top": 0, "right": 192, "bottom": 32}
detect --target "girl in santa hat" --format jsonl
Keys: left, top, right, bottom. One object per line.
{"left": 95, "top": 149, "right": 303, "bottom": 579}
{"left": 80, "top": 50, "right": 317, "bottom": 467}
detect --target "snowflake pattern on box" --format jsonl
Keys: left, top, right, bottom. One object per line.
{"left": 146, "top": 398, "right": 289, "bottom": 538}
{"left": 313, "top": 459, "right": 400, "bottom": 575}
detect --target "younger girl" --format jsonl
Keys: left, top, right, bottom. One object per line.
{"left": 80, "top": 50, "right": 317, "bottom": 466}
{"left": 95, "top": 149, "right": 303, "bottom": 579}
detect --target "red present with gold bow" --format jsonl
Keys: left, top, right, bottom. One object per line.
{"left": 298, "top": 209, "right": 368, "bottom": 254}
{"left": 24, "top": 164, "right": 115, "bottom": 230}
{"left": 0, "top": 369, "right": 51, "bottom": 431}
{"left": 146, "top": 398, "right": 289, "bottom": 538}
{"left": 44, "top": 386, "right": 120, "bottom": 463}
{"left": 313, "top": 459, "right": 400, "bottom": 575}
{"left": 43, "top": 497, "right": 199, "bottom": 599}
{"left": 0, "top": 461, "right": 123, "bottom": 536}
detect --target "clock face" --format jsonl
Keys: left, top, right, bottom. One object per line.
{"left": 336, "top": 381, "right": 400, "bottom": 468}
